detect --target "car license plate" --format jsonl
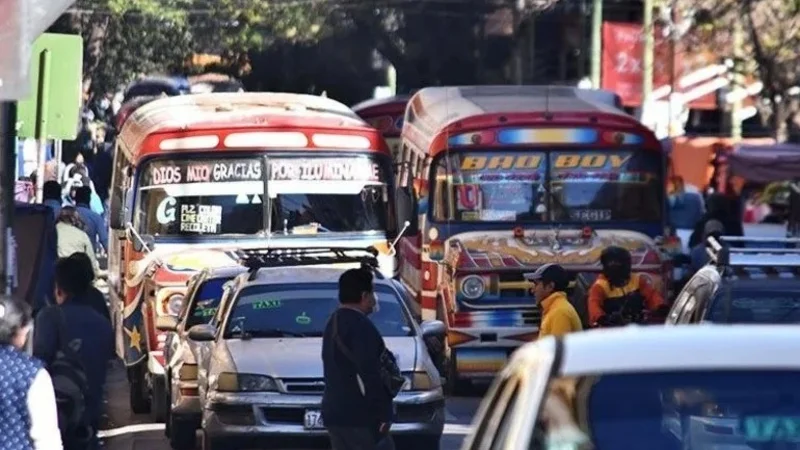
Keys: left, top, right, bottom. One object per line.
{"left": 303, "top": 410, "right": 324, "bottom": 430}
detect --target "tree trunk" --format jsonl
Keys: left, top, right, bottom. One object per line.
{"left": 82, "top": 13, "right": 112, "bottom": 98}
{"left": 773, "top": 97, "right": 789, "bottom": 142}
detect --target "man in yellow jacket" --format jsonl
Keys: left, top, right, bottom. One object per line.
{"left": 525, "top": 263, "right": 583, "bottom": 338}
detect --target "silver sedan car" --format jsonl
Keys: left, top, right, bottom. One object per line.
{"left": 157, "top": 265, "right": 247, "bottom": 450}
{"left": 189, "top": 266, "right": 446, "bottom": 450}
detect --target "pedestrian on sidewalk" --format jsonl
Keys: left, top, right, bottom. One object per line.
{"left": 73, "top": 187, "right": 108, "bottom": 254}
{"left": 55, "top": 207, "right": 99, "bottom": 276}
{"left": 322, "top": 268, "right": 403, "bottom": 450}
{"left": 43, "top": 181, "right": 64, "bottom": 220}
{"left": 34, "top": 257, "right": 114, "bottom": 450}
{"left": 0, "top": 295, "right": 63, "bottom": 450}
{"left": 68, "top": 252, "right": 110, "bottom": 322}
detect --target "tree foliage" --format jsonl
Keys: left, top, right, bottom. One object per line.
{"left": 56, "top": 0, "right": 332, "bottom": 98}
{"left": 674, "top": 0, "right": 800, "bottom": 138}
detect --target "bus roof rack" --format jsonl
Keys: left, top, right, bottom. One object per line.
{"left": 236, "top": 246, "right": 380, "bottom": 280}
{"left": 706, "top": 235, "right": 800, "bottom": 268}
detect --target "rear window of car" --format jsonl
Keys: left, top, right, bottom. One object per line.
{"left": 534, "top": 370, "right": 800, "bottom": 450}
{"left": 187, "top": 277, "right": 235, "bottom": 328}
{"left": 706, "top": 288, "right": 800, "bottom": 323}
{"left": 222, "top": 283, "right": 414, "bottom": 339}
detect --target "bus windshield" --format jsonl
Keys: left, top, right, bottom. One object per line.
{"left": 135, "top": 153, "right": 393, "bottom": 237}
{"left": 137, "top": 156, "right": 266, "bottom": 236}
{"left": 431, "top": 149, "right": 663, "bottom": 223}
{"left": 267, "top": 155, "right": 391, "bottom": 234}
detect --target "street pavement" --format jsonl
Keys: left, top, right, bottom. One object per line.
{"left": 100, "top": 360, "right": 485, "bottom": 450}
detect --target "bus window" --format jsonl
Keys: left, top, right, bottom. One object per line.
{"left": 135, "top": 156, "right": 265, "bottom": 236}
{"left": 267, "top": 154, "right": 393, "bottom": 234}
{"left": 549, "top": 150, "right": 663, "bottom": 222}
{"left": 432, "top": 150, "right": 546, "bottom": 222}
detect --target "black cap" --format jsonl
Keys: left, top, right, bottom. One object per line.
{"left": 524, "top": 263, "right": 569, "bottom": 290}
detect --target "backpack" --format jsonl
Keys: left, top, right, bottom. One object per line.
{"left": 50, "top": 308, "right": 91, "bottom": 447}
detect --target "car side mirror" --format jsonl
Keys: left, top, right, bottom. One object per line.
{"left": 187, "top": 324, "right": 216, "bottom": 342}
{"left": 129, "top": 231, "right": 155, "bottom": 253}
{"left": 156, "top": 315, "right": 179, "bottom": 332}
{"left": 420, "top": 320, "right": 446, "bottom": 338}
{"left": 395, "top": 187, "right": 419, "bottom": 236}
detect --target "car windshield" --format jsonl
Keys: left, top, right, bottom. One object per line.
{"left": 223, "top": 283, "right": 413, "bottom": 338}
{"left": 431, "top": 149, "right": 663, "bottom": 223}
{"left": 136, "top": 156, "right": 265, "bottom": 236}
{"left": 267, "top": 155, "right": 392, "bottom": 234}
{"left": 535, "top": 370, "right": 800, "bottom": 450}
{"left": 186, "top": 276, "right": 236, "bottom": 328}
{"left": 706, "top": 289, "right": 800, "bottom": 323}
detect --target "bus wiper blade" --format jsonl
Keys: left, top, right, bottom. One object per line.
{"left": 245, "top": 329, "right": 307, "bottom": 338}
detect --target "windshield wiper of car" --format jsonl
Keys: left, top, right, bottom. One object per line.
{"left": 236, "top": 329, "right": 307, "bottom": 340}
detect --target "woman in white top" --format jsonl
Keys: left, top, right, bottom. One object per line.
{"left": 0, "top": 296, "right": 63, "bottom": 450}
{"left": 55, "top": 207, "right": 99, "bottom": 276}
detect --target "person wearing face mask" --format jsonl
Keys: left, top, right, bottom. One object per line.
{"left": 0, "top": 296, "right": 63, "bottom": 450}
{"left": 322, "top": 268, "right": 399, "bottom": 450}
{"left": 588, "top": 246, "right": 669, "bottom": 327}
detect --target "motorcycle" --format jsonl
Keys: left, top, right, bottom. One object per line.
{"left": 591, "top": 308, "right": 668, "bottom": 328}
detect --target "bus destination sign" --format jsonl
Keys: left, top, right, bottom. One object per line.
{"left": 147, "top": 159, "right": 263, "bottom": 186}
{"left": 269, "top": 158, "right": 381, "bottom": 182}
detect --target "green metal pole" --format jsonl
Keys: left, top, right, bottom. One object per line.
{"left": 34, "top": 49, "right": 51, "bottom": 203}
{"left": 590, "top": 0, "right": 603, "bottom": 88}
{"left": 731, "top": 20, "right": 743, "bottom": 141}
{"left": 641, "top": 0, "right": 654, "bottom": 106}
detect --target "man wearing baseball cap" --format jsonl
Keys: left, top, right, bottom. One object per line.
{"left": 524, "top": 263, "right": 583, "bottom": 338}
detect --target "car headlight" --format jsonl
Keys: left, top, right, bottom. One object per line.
{"left": 164, "top": 294, "right": 184, "bottom": 316}
{"left": 178, "top": 363, "right": 198, "bottom": 381}
{"left": 460, "top": 275, "right": 485, "bottom": 300}
{"left": 213, "top": 372, "right": 279, "bottom": 392}
{"left": 402, "top": 371, "right": 433, "bottom": 391}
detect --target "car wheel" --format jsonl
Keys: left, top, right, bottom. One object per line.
{"left": 397, "top": 435, "right": 441, "bottom": 450}
{"left": 128, "top": 363, "right": 151, "bottom": 414}
{"left": 169, "top": 416, "right": 197, "bottom": 450}
{"left": 151, "top": 375, "right": 168, "bottom": 422}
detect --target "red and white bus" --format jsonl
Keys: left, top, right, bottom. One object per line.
{"left": 108, "top": 92, "right": 404, "bottom": 418}
{"left": 352, "top": 95, "right": 410, "bottom": 162}
{"left": 395, "top": 85, "right": 672, "bottom": 389}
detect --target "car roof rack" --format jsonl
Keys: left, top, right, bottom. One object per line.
{"left": 235, "top": 246, "right": 380, "bottom": 280}
{"left": 707, "top": 235, "right": 800, "bottom": 268}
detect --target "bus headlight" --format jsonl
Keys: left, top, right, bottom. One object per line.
{"left": 163, "top": 294, "right": 184, "bottom": 316}
{"left": 460, "top": 275, "right": 485, "bottom": 300}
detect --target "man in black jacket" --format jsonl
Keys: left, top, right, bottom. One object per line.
{"left": 322, "top": 268, "right": 394, "bottom": 450}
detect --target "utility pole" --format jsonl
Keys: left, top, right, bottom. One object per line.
{"left": 512, "top": 0, "right": 524, "bottom": 84}
{"left": 0, "top": 103, "right": 16, "bottom": 295}
{"left": 731, "top": 19, "right": 743, "bottom": 141}
{"left": 590, "top": 0, "right": 603, "bottom": 88}
{"left": 642, "top": 0, "right": 655, "bottom": 106}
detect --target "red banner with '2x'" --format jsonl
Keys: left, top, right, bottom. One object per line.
{"left": 601, "top": 22, "right": 676, "bottom": 107}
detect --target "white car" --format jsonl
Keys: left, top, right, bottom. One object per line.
{"left": 463, "top": 325, "right": 800, "bottom": 450}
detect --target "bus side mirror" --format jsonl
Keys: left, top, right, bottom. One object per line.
{"left": 123, "top": 188, "right": 134, "bottom": 225}
{"left": 396, "top": 187, "right": 419, "bottom": 236}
